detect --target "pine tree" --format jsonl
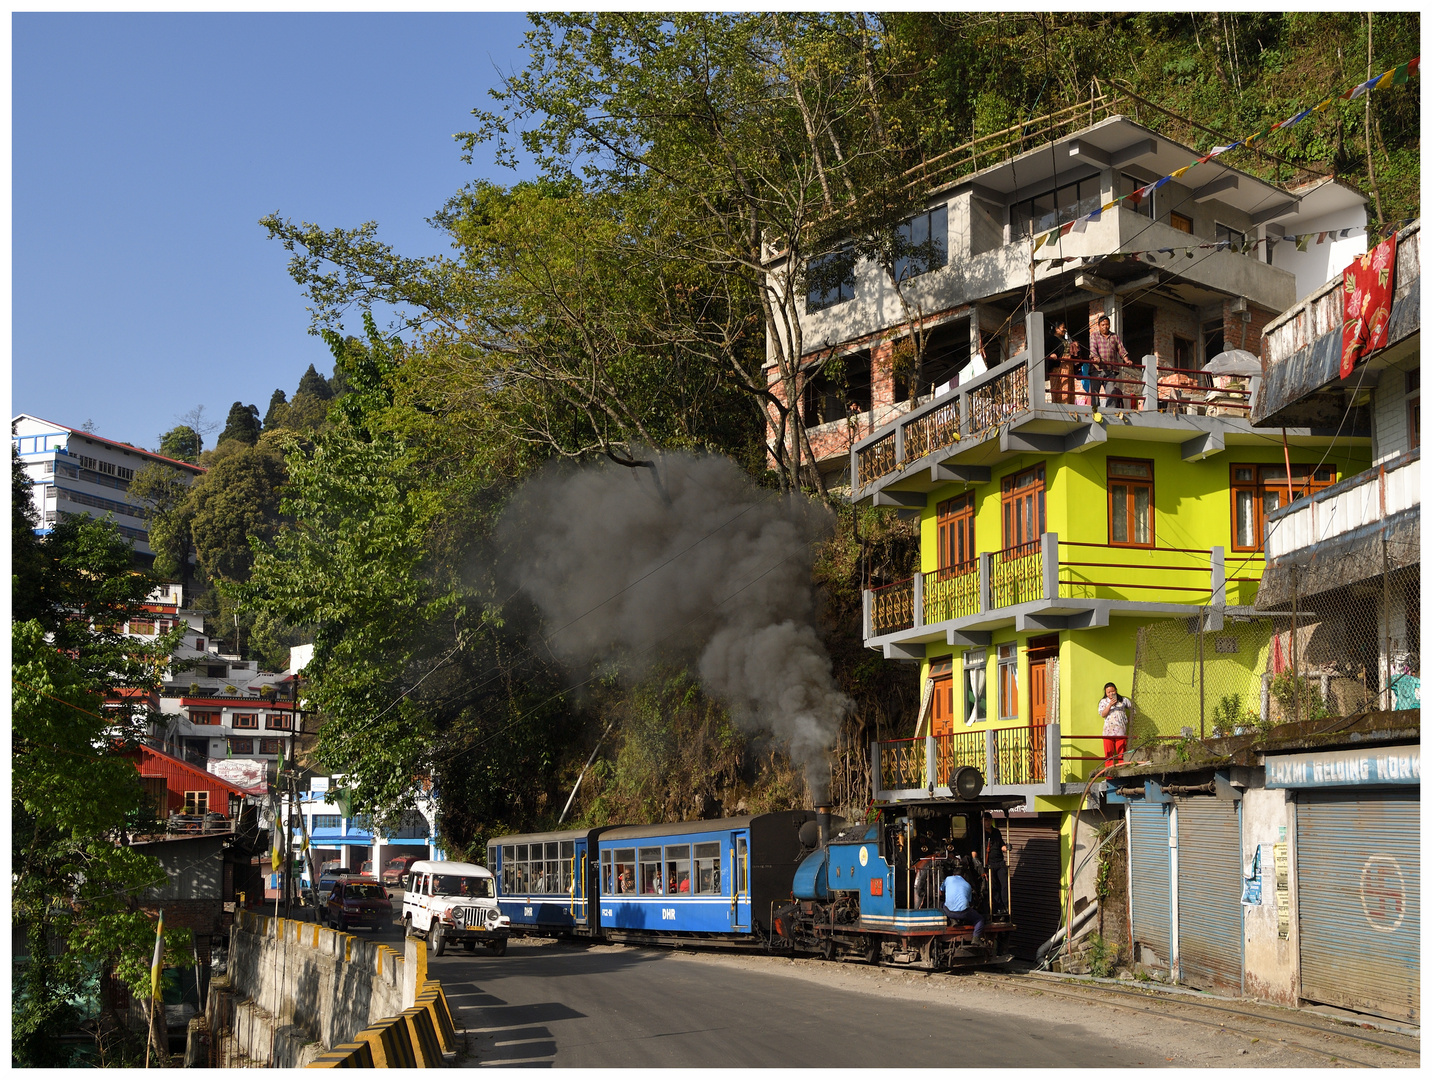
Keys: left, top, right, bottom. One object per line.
{"left": 296, "top": 364, "right": 334, "bottom": 401}
{"left": 264, "top": 389, "right": 288, "bottom": 429}
{"left": 217, "top": 402, "right": 261, "bottom": 446}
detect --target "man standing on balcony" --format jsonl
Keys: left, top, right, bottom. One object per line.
{"left": 1099, "top": 682, "right": 1133, "bottom": 766}
{"left": 1089, "top": 314, "right": 1136, "bottom": 409}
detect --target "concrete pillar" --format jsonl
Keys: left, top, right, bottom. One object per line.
{"left": 402, "top": 932, "right": 427, "bottom": 1009}
{"left": 372, "top": 836, "right": 386, "bottom": 883}
{"left": 1041, "top": 532, "right": 1059, "bottom": 601}
{"left": 912, "top": 573, "right": 924, "bottom": 629}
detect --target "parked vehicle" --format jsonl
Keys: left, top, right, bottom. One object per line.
{"left": 401, "top": 860, "right": 510, "bottom": 956}
{"left": 326, "top": 877, "right": 393, "bottom": 931}
{"left": 383, "top": 855, "right": 418, "bottom": 885}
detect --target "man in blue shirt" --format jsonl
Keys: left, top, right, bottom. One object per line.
{"left": 942, "top": 860, "right": 985, "bottom": 942}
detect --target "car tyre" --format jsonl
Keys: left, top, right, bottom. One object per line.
{"left": 337, "top": 915, "right": 347, "bottom": 932}
{"left": 402, "top": 913, "right": 413, "bottom": 938}
{"left": 431, "top": 924, "right": 446, "bottom": 956}
{"left": 462, "top": 940, "right": 477, "bottom": 953}
{"left": 488, "top": 939, "right": 508, "bottom": 957}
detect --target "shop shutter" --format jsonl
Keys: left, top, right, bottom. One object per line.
{"left": 1128, "top": 800, "right": 1172, "bottom": 969}
{"left": 1006, "top": 819, "right": 1062, "bottom": 960}
{"left": 1296, "top": 790, "right": 1419, "bottom": 1023}
{"left": 1175, "top": 798, "right": 1243, "bottom": 994}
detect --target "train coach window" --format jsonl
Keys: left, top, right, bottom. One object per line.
{"left": 736, "top": 837, "right": 749, "bottom": 895}
{"left": 639, "top": 847, "right": 663, "bottom": 894}
{"left": 561, "top": 841, "right": 575, "bottom": 894}
{"left": 949, "top": 816, "right": 969, "bottom": 840}
{"left": 664, "top": 845, "right": 692, "bottom": 894}
{"left": 601, "top": 850, "right": 613, "bottom": 894}
{"left": 502, "top": 846, "right": 515, "bottom": 893}
{"left": 693, "top": 842, "right": 721, "bottom": 894}
{"left": 614, "top": 849, "right": 636, "bottom": 894}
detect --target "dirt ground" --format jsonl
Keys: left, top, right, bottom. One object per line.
{"left": 645, "top": 945, "right": 1419, "bottom": 1069}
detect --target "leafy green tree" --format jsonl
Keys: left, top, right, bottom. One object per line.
{"left": 12, "top": 440, "right": 46, "bottom": 624}
{"left": 188, "top": 439, "right": 287, "bottom": 583}
{"left": 263, "top": 389, "right": 288, "bottom": 430}
{"left": 157, "top": 424, "right": 202, "bottom": 462}
{"left": 217, "top": 401, "right": 261, "bottom": 447}
{"left": 11, "top": 516, "right": 192, "bottom": 1066}
{"left": 129, "top": 463, "right": 199, "bottom": 585}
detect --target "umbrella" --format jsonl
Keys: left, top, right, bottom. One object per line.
{"left": 1204, "top": 349, "right": 1262, "bottom": 377}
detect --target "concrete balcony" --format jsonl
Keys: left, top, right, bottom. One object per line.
{"left": 864, "top": 531, "right": 1259, "bottom": 658}
{"left": 851, "top": 311, "right": 1265, "bottom": 505}
{"left": 871, "top": 724, "right": 1063, "bottom": 804}
{"left": 1255, "top": 221, "right": 1419, "bottom": 428}
{"left": 1256, "top": 448, "right": 1419, "bottom": 607}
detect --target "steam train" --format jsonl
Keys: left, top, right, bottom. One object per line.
{"left": 487, "top": 772, "right": 1023, "bottom": 971}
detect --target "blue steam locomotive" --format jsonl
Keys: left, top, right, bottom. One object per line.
{"left": 488, "top": 781, "right": 1022, "bottom": 971}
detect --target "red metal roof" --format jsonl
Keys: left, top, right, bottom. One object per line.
{"left": 127, "top": 743, "right": 259, "bottom": 801}
{"left": 16, "top": 413, "right": 206, "bottom": 474}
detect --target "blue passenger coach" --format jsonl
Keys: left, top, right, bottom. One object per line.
{"left": 597, "top": 812, "right": 816, "bottom": 944}
{"left": 488, "top": 827, "right": 613, "bottom": 937}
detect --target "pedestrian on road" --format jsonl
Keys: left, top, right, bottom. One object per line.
{"left": 1100, "top": 682, "right": 1133, "bottom": 766}
{"left": 940, "top": 858, "right": 985, "bottom": 942}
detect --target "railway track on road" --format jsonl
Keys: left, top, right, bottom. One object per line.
{"left": 963, "top": 971, "right": 1418, "bottom": 1068}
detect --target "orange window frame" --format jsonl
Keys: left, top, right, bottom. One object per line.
{"left": 1229, "top": 463, "right": 1338, "bottom": 552}
{"left": 1107, "top": 458, "right": 1154, "bottom": 548}
{"left": 997, "top": 644, "right": 1019, "bottom": 721}
{"left": 1000, "top": 465, "right": 1045, "bottom": 551}
{"left": 232, "top": 713, "right": 258, "bottom": 729}
{"left": 936, "top": 493, "right": 976, "bottom": 575}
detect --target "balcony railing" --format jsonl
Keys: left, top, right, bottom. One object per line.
{"left": 1264, "top": 449, "right": 1419, "bottom": 561}
{"left": 864, "top": 533, "right": 1260, "bottom": 642}
{"left": 851, "top": 310, "right": 1263, "bottom": 500}
{"left": 872, "top": 722, "right": 1061, "bottom": 800}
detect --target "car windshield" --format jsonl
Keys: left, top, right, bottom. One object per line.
{"left": 432, "top": 874, "right": 493, "bottom": 898}
{"left": 347, "top": 884, "right": 387, "bottom": 899}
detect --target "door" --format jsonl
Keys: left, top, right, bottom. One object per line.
{"left": 1176, "top": 798, "right": 1243, "bottom": 994}
{"left": 1296, "top": 790, "right": 1419, "bottom": 1023}
{"left": 572, "top": 839, "right": 588, "bottom": 926}
{"left": 1128, "top": 801, "right": 1173, "bottom": 970}
{"left": 1027, "top": 637, "right": 1058, "bottom": 783}
{"left": 732, "top": 833, "right": 751, "bottom": 931}
{"left": 930, "top": 674, "right": 955, "bottom": 737}
{"left": 1006, "top": 818, "right": 1062, "bottom": 960}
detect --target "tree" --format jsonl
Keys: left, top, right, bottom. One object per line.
{"left": 217, "top": 402, "right": 261, "bottom": 447}
{"left": 157, "top": 424, "right": 202, "bottom": 462}
{"left": 263, "top": 389, "right": 288, "bottom": 430}
{"left": 11, "top": 516, "right": 192, "bottom": 1066}
{"left": 296, "top": 363, "right": 334, "bottom": 401}
{"left": 129, "top": 463, "right": 198, "bottom": 585}
{"left": 188, "top": 439, "right": 287, "bottom": 583}
{"left": 12, "top": 440, "right": 46, "bottom": 625}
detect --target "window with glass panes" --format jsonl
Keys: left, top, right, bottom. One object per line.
{"left": 936, "top": 493, "right": 976, "bottom": 575}
{"left": 612, "top": 848, "right": 636, "bottom": 894}
{"left": 893, "top": 205, "right": 949, "bottom": 282}
{"left": 997, "top": 644, "right": 1019, "bottom": 721}
{"left": 1230, "top": 463, "right": 1337, "bottom": 551}
{"left": 806, "top": 244, "right": 856, "bottom": 312}
{"left": 639, "top": 846, "right": 663, "bottom": 894}
{"left": 1108, "top": 459, "right": 1154, "bottom": 546}
{"left": 1012, "top": 177, "right": 1102, "bottom": 240}
{"left": 1001, "top": 465, "right": 1046, "bottom": 551}
{"left": 693, "top": 842, "right": 722, "bottom": 894}
{"left": 963, "top": 649, "right": 987, "bottom": 725}
{"left": 664, "top": 845, "right": 691, "bottom": 894}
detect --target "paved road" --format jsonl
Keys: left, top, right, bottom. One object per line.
{"left": 421, "top": 938, "right": 1134, "bottom": 1068}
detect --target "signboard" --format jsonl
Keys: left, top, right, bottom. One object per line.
{"left": 1274, "top": 843, "right": 1290, "bottom": 939}
{"left": 1265, "top": 746, "right": 1419, "bottom": 789}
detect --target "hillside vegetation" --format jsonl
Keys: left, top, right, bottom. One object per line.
{"left": 218, "top": 13, "right": 1417, "bottom": 858}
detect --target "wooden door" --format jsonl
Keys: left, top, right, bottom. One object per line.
{"left": 931, "top": 675, "right": 955, "bottom": 737}
{"left": 1029, "top": 662, "right": 1048, "bottom": 726}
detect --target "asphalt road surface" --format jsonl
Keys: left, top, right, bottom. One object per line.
{"left": 423, "top": 937, "right": 1134, "bottom": 1068}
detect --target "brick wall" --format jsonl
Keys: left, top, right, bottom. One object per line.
{"left": 1224, "top": 301, "right": 1277, "bottom": 361}
{"left": 139, "top": 899, "right": 225, "bottom": 954}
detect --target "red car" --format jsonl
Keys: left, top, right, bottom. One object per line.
{"left": 383, "top": 855, "right": 418, "bottom": 885}
{"left": 325, "top": 877, "right": 393, "bottom": 931}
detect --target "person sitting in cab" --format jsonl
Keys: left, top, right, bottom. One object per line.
{"left": 941, "top": 856, "right": 985, "bottom": 943}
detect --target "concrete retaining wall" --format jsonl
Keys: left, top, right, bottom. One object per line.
{"left": 215, "top": 910, "right": 435, "bottom": 1067}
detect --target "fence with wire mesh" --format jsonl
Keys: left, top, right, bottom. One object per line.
{"left": 1130, "top": 559, "right": 1419, "bottom": 747}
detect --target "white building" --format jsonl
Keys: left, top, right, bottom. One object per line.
{"left": 12, "top": 413, "right": 205, "bottom": 560}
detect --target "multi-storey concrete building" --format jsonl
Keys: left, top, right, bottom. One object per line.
{"left": 12, "top": 413, "right": 205, "bottom": 561}
{"left": 793, "top": 105, "right": 1378, "bottom": 958}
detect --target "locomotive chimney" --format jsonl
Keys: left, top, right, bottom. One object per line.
{"left": 815, "top": 804, "right": 831, "bottom": 848}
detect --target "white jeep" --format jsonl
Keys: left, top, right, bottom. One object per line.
{"left": 401, "top": 859, "right": 510, "bottom": 956}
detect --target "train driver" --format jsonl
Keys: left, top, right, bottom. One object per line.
{"left": 941, "top": 857, "right": 986, "bottom": 943}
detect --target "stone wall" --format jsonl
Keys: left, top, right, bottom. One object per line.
{"left": 214, "top": 911, "right": 417, "bottom": 1068}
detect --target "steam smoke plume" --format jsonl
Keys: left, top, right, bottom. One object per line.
{"left": 497, "top": 453, "right": 848, "bottom": 799}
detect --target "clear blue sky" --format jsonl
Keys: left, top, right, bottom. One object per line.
{"left": 13, "top": 12, "right": 539, "bottom": 449}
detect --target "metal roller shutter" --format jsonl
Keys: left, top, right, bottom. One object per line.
{"left": 1006, "top": 820, "right": 1062, "bottom": 960}
{"left": 1297, "top": 790, "right": 1420, "bottom": 1023}
{"left": 1128, "top": 801, "right": 1171, "bottom": 969}
{"left": 1176, "top": 798, "right": 1243, "bottom": 995}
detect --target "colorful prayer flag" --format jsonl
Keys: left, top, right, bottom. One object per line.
{"left": 150, "top": 910, "right": 165, "bottom": 1001}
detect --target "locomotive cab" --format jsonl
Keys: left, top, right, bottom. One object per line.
{"left": 775, "top": 792, "right": 1024, "bottom": 971}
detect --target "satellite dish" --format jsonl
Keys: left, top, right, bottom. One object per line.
{"left": 1205, "top": 349, "right": 1262, "bottom": 377}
